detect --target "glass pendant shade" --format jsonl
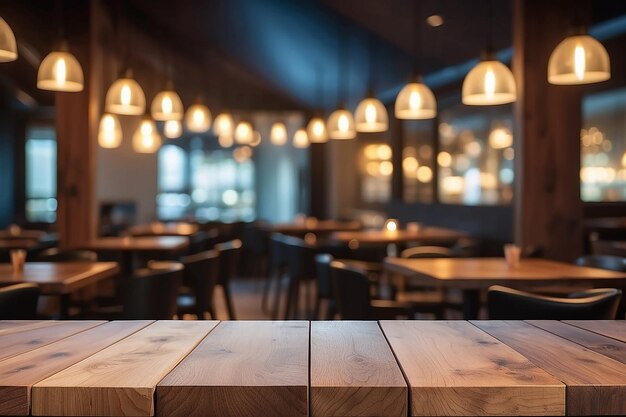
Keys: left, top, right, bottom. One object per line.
{"left": 213, "top": 112, "right": 235, "bottom": 137}
{"left": 270, "top": 122, "right": 287, "bottom": 145}
{"left": 132, "top": 117, "right": 161, "bottom": 153}
{"left": 0, "top": 17, "right": 17, "bottom": 62}
{"left": 185, "top": 100, "right": 212, "bottom": 133}
{"left": 462, "top": 59, "right": 517, "bottom": 105}
{"left": 355, "top": 97, "right": 388, "bottom": 132}
{"left": 98, "top": 113, "right": 122, "bottom": 149}
{"left": 151, "top": 88, "right": 183, "bottom": 121}
{"left": 163, "top": 119, "right": 183, "bottom": 139}
{"left": 37, "top": 48, "right": 84, "bottom": 92}
{"left": 395, "top": 81, "right": 437, "bottom": 119}
{"left": 307, "top": 117, "right": 327, "bottom": 143}
{"left": 105, "top": 72, "right": 146, "bottom": 115}
{"left": 293, "top": 128, "right": 309, "bottom": 148}
{"left": 218, "top": 134, "right": 234, "bottom": 148}
{"left": 250, "top": 130, "right": 262, "bottom": 147}
{"left": 327, "top": 107, "right": 356, "bottom": 139}
{"left": 548, "top": 35, "right": 610, "bottom": 85}
{"left": 235, "top": 120, "right": 254, "bottom": 144}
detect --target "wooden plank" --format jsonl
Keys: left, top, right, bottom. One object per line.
{"left": 0, "top": 321, "right": 104, "bottom": 361}
{"left": 380, "top": 321, "right": 564, "bottom": 416}
{"left": 157, "top": 321, "right": 308, "bottom": 417}
{"left": 310, "top": 321, "right": 407, "bottom": 417}
{"left": 528, "top": 320, "right": 626, "bottom": 364}
{"left": 0, "top": 321, "right": 51, "bottom": 335}
{"left": 474, "top": 320, "right": 626, "bottom": 416}
{"left": 0, "top": 321, "right": 152, "bottom": 416}
{"left": 564, "top": 320, "right": 626, "bottom": 343}
{"left": 31, "top": 320, "right": 217, "bottom": 416}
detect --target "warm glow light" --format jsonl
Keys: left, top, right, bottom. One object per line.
{"left": 132, "top": 117, "right": 161, "bottom": 153}
{"left": 98, "top": 113, "right": 122, "bottom": 149}
{"left": 151, "top": 88, "right": 183, "bottom": 121}
{"left": 307, "top": 117, "right": 327, "bottom": 143}
{"left": 383, "top": 218, "right": 399, "bottom": 232}
{"left": 548, "top": 35, "right": 610, "bottom": 85}
{"left": 293, "top": 128, "right": 309, "bottom": 148}
{"left": 379, "top": 160, "right": 393, "bottom": 176}
{"left": 185, "top": 101, "right": 212, "bottom": 133}
{"left": 233, "top": 146, "right": 253, "bottom": 163}
{"left": 417, "top": 166, "right": 433, "bottom": 183}
{"left": 0, "top": 17, "right": 17, "bottom": 62}
{"left": 489, "top": 127, "right": 513, "bottom": 149}
{"left": 105, "top": 74, "right": 145, "bottom": 115}
{"left": 403, "top": 156, "right": 418, "bottom": 174}
{"left": 462, "top": 59, "right": 516, "bottom": 105}
{"left": 219, "top": 134, "right": 234, "bottom": 148}
{"left": 327, "top": 108, "right": 356, "bottom": 139}
{"left": 235, "top": 121, "right": 254, "bottom": 144}
{"left": 355, "top": 97, "right": 388, "bottom": 132}
{"left": 442, "top": 176, "right": 465, "bottom": 194}
{"left": 37, "top": 50, "right": 84, "bottom": 92}
{"left": 164, "top": 120, "right": 183, "bottom": 139}
{"left": 213, "top": 113, "right": 235, "bottom": 137}
{"left": 437, "top": 151, "right": 452, "bottom": 167}
{"left": 621, "top": 152, "right": 626, "bottom": 168}
{"left": 250, "top": 130, "right": 262, "bottom": 147}
{"left": 377, "top": 144, "right": 392, "bottom": 160}
{"left": 270, "top": 122, "right": 288, "bottom": 145}
{"left": 465, "top": 141, "right": 482, "bottom": 157}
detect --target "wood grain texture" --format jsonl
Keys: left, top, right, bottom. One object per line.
{"left": 0, "top": 321, "right": 51, "bottom": 335}
{"left": 0, "top": 262, "right": 120, "bottom": 294}
{"left": 78, "top": 237, "right": 189, "bottom": 252}
{"left": 0, "top": 321, "right": 104, "bottom": 361}
{"left": 528, "top": 320, "right": 626, "bottom": 364}
{"left": 564, "top": 320, "right": 626, "bottom": 343}
{"left": 331, "top": 226, "right": 466, "bottom": 245}
{"left": 384, "top": 258, "right": 626, "bottom": 289}
{"left": 310, "top": 321, "right": 407, "bottom": 417}
{"left": 157, "top": 321, "right": 309, "bottom": 417}
{"left": 474, "top": 320, "right": 626, "bottom": 416}
{"left": 380, "top": 321, "right": 565, "bottom": 416}
{"left": 0, "top": 321, "right": 152, "bottom": 416}
{"left": 31, "top": 320, "right": 217, "bottom": 416}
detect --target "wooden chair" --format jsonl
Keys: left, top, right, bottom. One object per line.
{"left": 267, "top": 233, "right": 288, "bottom": 319}
{"left": 0, "top": 283, "right": 40, "bottom": 319}
{"left": 314, "top": 253, "right": 335, "bottom": 320}
{"left": 214, "top": 239, "right": 242, "bottom": 320}
{"left": 487, "top": 285, "right": 622, "bottom": 320}
{"left": 330, "top": 260, "right": 415, "bottom": 320}
{"left": 122, "top": 261, "right": 183, "bottom": 320}
{"left": 400, "top": 246, "right": 452, "bottom": 259}
{"left": 176, "top": 250, "right": 220, "bottom": 319}
{"left": 576, "top": 254, "right": 626, "bottom": 272}
{"left": 283, "top": 235, "right": 317, "bottom": 319}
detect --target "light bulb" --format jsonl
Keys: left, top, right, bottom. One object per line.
{"left": 484, "top": 68, "right": 496, "bottom": 100}
{"left": 355, "top": 97, "right": 388, "bottom": 132}
{"left": 106, "top": 74, "right": 145, "bottom": 115}
{"left": 293, "top": 128, "right": 309, "bottom": 148}
{"left": 307, "top": 117, "right": 327, "bottom": 143}
{"left": 164, "top": 120, "right": 183, "bottom": 139}
{"left": 98, "top": 113, "right": 122, "bottom": 149}
{"left": 327, "top": 108, "right": 356, "bottom": 139}
{"left": 121, "top": 86, "right": 131, "bottom": 106}
{"left": 574, "top": 44, "right": 585, "bottom": 81}
{"left": 270, "top": 122, "right": 287, "bottom": 145}
{"left": 213, "top": 113, "right": 235, "bottom": 137}
{"left": 184, "top": 101, "right": 212, "bottom": 133}
{"left": 37, "top": 50, "right": 84, "bottom": 92}
{"left": 151, "top": 88, "right": 183, "bottom": 121}
{"left": 132, "top": 117, "right": 161, "bottom": 153}
{"left": 55, "top": 58, "right": 66, "bottom": 84}
{"left": 548, "top": 34, "right": 610, "bottom": 85}
{"left": 462, "top": 59, "right": 516, "bottom": 105}
{"left": 395, "top": 81, "right": 437, "bottom": 119}
{"left": 235, "top": 121, "right": 254, "bottom": 144}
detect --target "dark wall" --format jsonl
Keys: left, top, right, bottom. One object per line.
{"left": 0, "top": 109, "right": 15, "bottom": 228}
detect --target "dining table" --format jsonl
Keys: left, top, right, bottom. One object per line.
{"left": 0, "top": 262, "right": 120, "bottom": 317}
{"left": 384, "top": 257, "right": 626, "bottom": 319}
{"left": 127, "top": 222, "right": 200, "bottom": 237}
{"left": 2, "top": 319, "right": 626, "bottom": 416}
{"left": 266, "top": 219, "right": 362, "bottom": 235}
{"left": 330, "top": 226, "right": 467, "bottom": 246}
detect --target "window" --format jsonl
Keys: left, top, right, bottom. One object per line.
{"left": 402, "top": 120, "right": 435, "bottom": 203}
{"left": 360, "top": 143, "right": 392, "bottom": 203}
{"left": 156, "top": 144, "right": 190, "bottom": 220}
{"left": 581, "top": 88, "right": 626, "bottom": 202}
{"left": 25, "top": 126, "right": 57, "bottom": 223}
{"left": 438, "top": 104, "right": 514, "bottom": 205}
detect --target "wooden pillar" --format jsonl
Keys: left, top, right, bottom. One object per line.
{"left": 513, "top": 0, "right": 589, "bottom": 261}
{"left": 56, "top": 1, "right": 103, "bottom": 247}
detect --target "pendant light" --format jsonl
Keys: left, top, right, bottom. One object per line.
{"left": 395, "top": 1, "right": 436, "bottom": 119}
{"left": 151, "top": 81, "right": 183, "bottom": 121}
{"left": 219, "top": 134, "right": 234, "bottom": 148}
{"left": 98, "top": 113, "right": 122, "bottom": 149}
{"left": 327, "top": 22, "right": 356, "bottom": 140}
{"left": 548, "top": 31, "right": 610, "bottom": 85}
{"left": 133, "top": 116, "right": 161, "bottom": 153}
{"left": 0, "top": 16, "right": 17, "bottom": 62}
{"left": 293, "top": 128, "right": 310, "bottom": 148}
{"left": 214, "top": 112, "right": 235, "bottom": 137}
{"left": 163, "top": 119, "right": 183, "bottom": 139}
{"left": 355, "top": 35, "right": 388, "bottom": 132}
{"left": 250, "top": 130, "right": 262, "bottom": 147}
{"left": 106, "top": 69, "right": 146, "bottom": 115}
{"left": 462, "top": 1, "right": 516, "bottom": 106}
{"left": 235, "top": 120, "right": 254, "bottom": 145}
{"left": 37, "top": 41, "right": 84, "bottom": 92}
{"left": 185, "top": 97, "right": 211, "bottom": 133}
{"left": 270, "top": 122, "right": 287, "bottom": 145}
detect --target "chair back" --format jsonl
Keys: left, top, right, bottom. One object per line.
{"left": 400, "top": 246, "right": 452, "bottom": 259}
{"left": 283, "top": 235, "right": 317, "bottom": 280}
{"left": 36, "top": 248, "right": 98, "bottom": 262}
{"left": 180, "top": 250, "right": 219, "bottom": 316}
{"left": 575, "top": 255, "right": 626, "bottom": 272}
{"left": 0, "top": 283, "right": 40, "bottom": 319}
{"left": 315, "top": 253, "right": 334, "bottom": 299}
{"left": 214, "top": 239, "right": 242, "bottom": 285}
{"left": 330, "top": 260, "right": 372, "bottom": 320}
{"left": 123, "top": 261, "right": 183, "bottom": 319}
{"left": 269, "top": 233, "right": 287, "bottom": 269}
{"left": 488, "top": 285, "right": 622, "bottom": 320}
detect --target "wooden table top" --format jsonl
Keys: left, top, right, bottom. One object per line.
{"left": 127, "top": 223, "right": 200, "bottom": 237}
{"left": 267, "top": 219, "right": 362, "bottom": 234}
{"left": 0, "top": 230, "right": 46, "bottom": 240}
{"left": 0, "top": 239, "right": 41, "bottom": 250}
{"left": 2, "top": 320, "right": 626, "bottom": 416}
{"left": 77, "top": 236, "right": 189, "bottom": 252}
{"left": 384, "top": 257, "right": 626, "bottom": 289}
{"left": 0, "top": 262, "right": 120, "bottom": 294}
{"left": 331, "top": 226, "right": 467, "bottom": 245}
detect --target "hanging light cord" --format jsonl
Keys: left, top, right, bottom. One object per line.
{"left": 486, "top": 0, "right": 494, "bottom": 53}
{"left": 367, "top": 32, "right": 375, "bottom": 94}
{"left": 412, "top": 0, "right": 421, "bottom": 75}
